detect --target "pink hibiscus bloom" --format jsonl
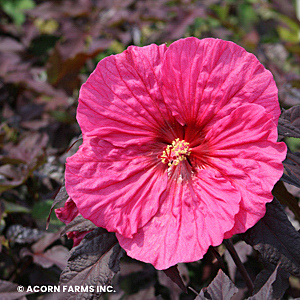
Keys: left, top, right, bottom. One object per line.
{"left": 63, "top": 37, "right": 286, "bottom": 270}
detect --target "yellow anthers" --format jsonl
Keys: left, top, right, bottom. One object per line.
{"left": 161, "top": 138, "right": 191, "bottom": 167}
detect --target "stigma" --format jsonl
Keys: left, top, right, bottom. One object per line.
{"left": 161, "top": 138, "right": 191, "bottom": 167}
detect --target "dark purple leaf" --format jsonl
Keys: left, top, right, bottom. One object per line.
{"left": 28, "top": 0, "right": 92, "bottom": 19}
{"left": 0, "top": 132, "right": 48, "bottom": 193}
{"left": 20, "top": 245, "right": 69, "bottom": 270}
{"left": 282, "top": 150, "right": 300, "bottom": 188}
{"left": 0, "top": 37, "right": 25, "bottom": 52}
{"left": 159, "top": 264, "right": 189, "bottom": 299}
{"left": 66, "top": 134, "right": 83, "bottom": 153}
{"left": 17, "top": 103, "right": 45, "bottom": 122}
{"left": 278, "top": 106, "right": 300, "bottom": 139}
{"left": 162, "top": 265, "right": 187, "bottom": 293}
{"left": 46, "top": 39, "right": 110, "bottom": 95}
{"left": 163, "top": 6, "right": 205, "bottom": 41}
{"left": 195, "top": 269, "right": 238, "bottom": 300}
{"left": 0, "top": 279, "right": 34, "bottom": 299}
{"left": 20, "top": 230, "right": 68, "bottom": 270}
{"left": 252, "top": 263, "right": 289, "bottom": 300}
{"left": 46, "top": 181, "right": 68, "bottom": 229}
{"left": 2, "top": 132, "right": 48, "bottom": 163}
{"left": 247, "top": 264, "right": 288, "bottom": 300}
{"left": 61, "top": 215, "right": 97, "bottom": 236}
{"left": 59, "top": 228, "right": 124, "bottom": 299}
{"left": 241, "top": 198, "right": 300, "bottom": 277}
{"left": 272, "top": 180, "right": 300, "bottom": 223}
{"left": 278, "top": 119, "right": 300, "bottom": 139}
{"left": 31, "top": 230, "right": 63, "bottom": 253}
{"left": 281, "top": 173, "right": 300, "bottom": 189}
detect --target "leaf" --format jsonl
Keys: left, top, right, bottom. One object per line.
{"left": 237, "top": 3, "right": 258, "bottom": 31}
{"left": 252, "top": 262, "right": 289, "bottom": 300}
{"left": 195, "top": 269, "right": 238, "bottom": 300}
{"left": 20, "top": 229, "right": 68, "bottom": 270}
{"left": 159, "top": 264, "right": 189, "bottom": 300}
{"left": 162, "top": 264, "right": 187, "bottom": 293}
{"left": 2, "top": 200, "right": 31, "bottom": 214}
{"left": 0, "top": 37, "right": 25, "bottom": 52}
{"left": 276, "top": 14, "right": 300, "bottom": 43}
{"left": 32, "top": 199, "right": 64, "bottom": 229}
{"left": 59, "top": 228, "right": 124, "bottom": 299}
{"left": 6, "top": 225, "right": 44, "bottom": 244}
{"left": 241, "top": 198, "right": 300, "bottom": 277}
{"left": 61, "top": 215, "right": 97, "bottom": 236}
{"left": 247, "top": 264, "right": 288, "bottom": 300}
{"left": 21, "top": 245, "right": 69, "bottom": 270}
{"left": 282, "top": 150, "right": 300, "bottom": 188}
{"left": 278, "top": 106, "right": 300, "bottom": 139}
{"left": 272, "top": 180, "right": 300, "bottom": 223}
{"left": 278, "top": 118, "right": 300, "bottom": 139}
{"left": 47, "top": 181, "right": 69, "bottom": 229}
{"left": 39, "top": 245, "right": 68, "bottom": 270}
{"left": 0, "top": 132, "right": 48, "bottom": 193}
{"left": 0, "top": 279, "right": 34, "bottom": 300}
{"left": 224, "top": 241, "right": 252, "bottom": 280}
{"left": 46, "top": 39, "right": 111, "bottom": 94}
{"left": 31, "top": 230, "right": 63, "bottom": 253}
{"left": 0, "top": 0, "right": 35, "bottom": 25}
{"left": 28, "top": 1, "right": 91, "bottom": 19}
{"left": 4, "top": 132, "right": 48, "bottom": 164}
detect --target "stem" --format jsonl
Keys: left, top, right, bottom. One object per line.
{"left": 188, "top": 286, "right": 199, "bottom": 295}
{"left": 211, "top": 246, "right": 226, "bottom": 271}
{"left": 223, "top": 239, "right": 254, "bottom": 294}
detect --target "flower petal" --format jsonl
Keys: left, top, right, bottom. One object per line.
{"left": 55, "top": 198, "right": 88, "bottom": 246}
{"left": 162, "top": 37, "right": 280, "bottom": 127}
{"left": 117, "top": 166, "right": 241, "bottom": 270}
{"left": 77, "top": 43, "right": 171, "bottom": 147}
{"left": 205, "top": 104, "right": 286, "bottom": 236}
{"left": 55, "top": 198, "right": 79, "bottom": 224}
{"left": 67, "top": 231, "right": 89, "bottom": 247}
{"left": 65, "top": 136, "right": 168, "bottom": 238}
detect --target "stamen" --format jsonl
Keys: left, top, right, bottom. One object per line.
{"left": 161, "top": 138, "right": 191, "bottom": 167}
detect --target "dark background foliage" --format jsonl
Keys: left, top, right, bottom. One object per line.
{"left": 0, "top": 0, "right": 300, "bottom": 299}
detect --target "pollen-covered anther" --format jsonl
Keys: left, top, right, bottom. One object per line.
{"left": 161, "top": 138, "right": 191, "bottom": 167}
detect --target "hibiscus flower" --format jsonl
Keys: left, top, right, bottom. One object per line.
{"left": 60, "top": 37, "right": 286, "bottom": 270}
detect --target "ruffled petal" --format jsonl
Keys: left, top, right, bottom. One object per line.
{"left": 55, "top": 197, "right": 79, "bottom": 224}
{"left": 67, "top": 231, "right": 89, "bottom": 247}
{"left": 77, "top": 43, "right": 172, "bottom": 147}
{"left": 55, "top": 198, "right": 89, "bottom": 246}
{"left": 65, "top": 136, "right": 168, "bottom": 238}
{"left": 204, "top": 104, "right": 286, "bottom": 236}
{"left": 162, "top": 37, "right": 280, "bottom": 127}
{"left": 117, "top": 166, "right": 241, "bottom": 270}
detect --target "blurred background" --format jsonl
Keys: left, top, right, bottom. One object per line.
{"left": 0, "top": 0, "right": 300, "bottom": 299}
